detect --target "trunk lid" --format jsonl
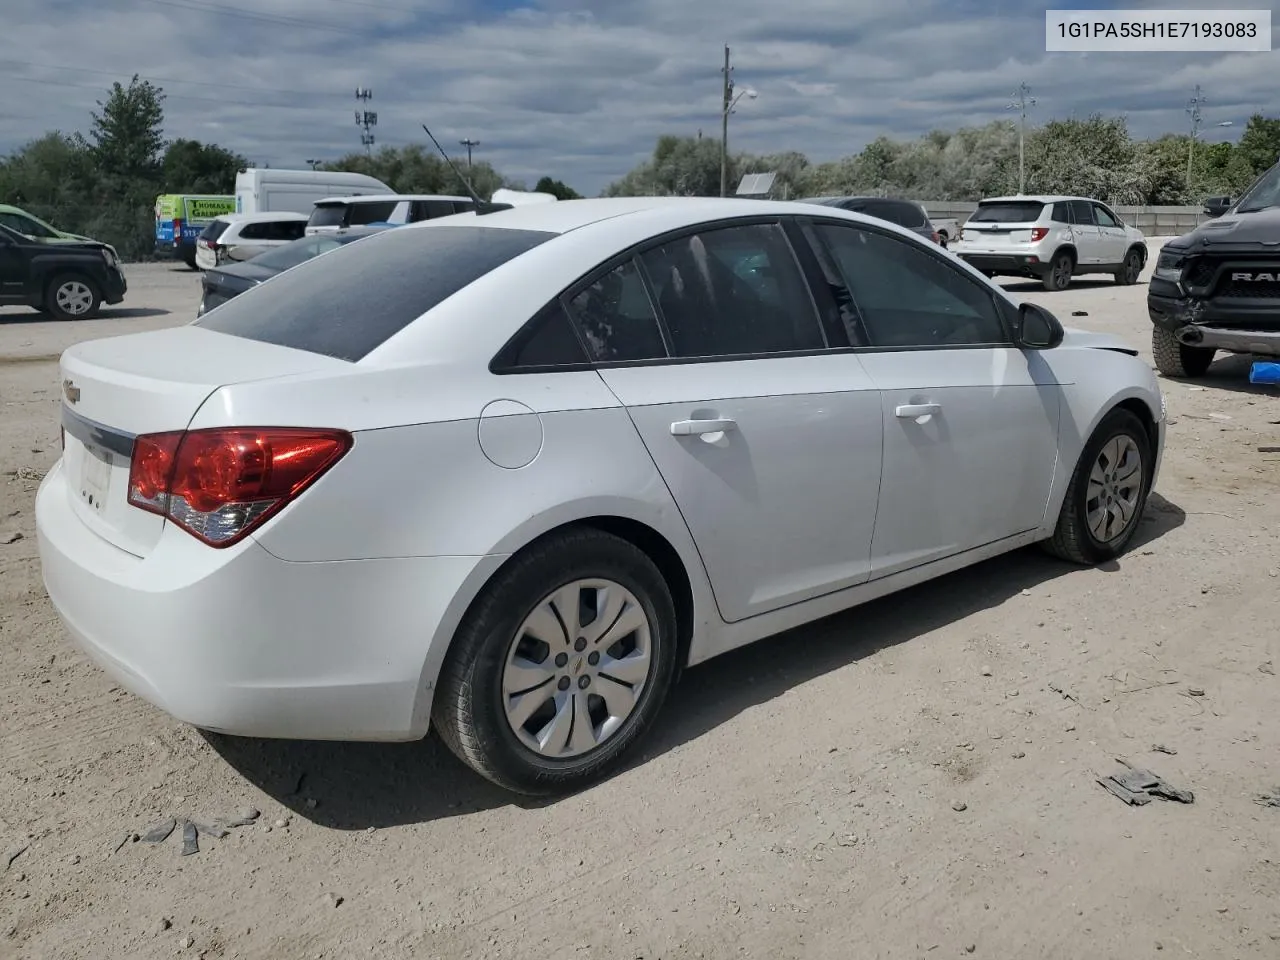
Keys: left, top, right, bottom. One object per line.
{"left": 58, "top": 325, "right": 351, "bottom": 558}
{"left": 962, "top": 200, "right": 1048, "bottom": 250}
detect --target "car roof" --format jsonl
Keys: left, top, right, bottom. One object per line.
{"left": 978, "top": 195, "right": 1091, "bottom": 204}
{"left": 313, "top": 194, "right": 472, "bottom": 205}
{"left": 215, "top": 211, "right": 310, "bottom": 223}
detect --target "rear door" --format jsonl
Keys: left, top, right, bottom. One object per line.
{"left": 801, "top": 218, "right": 1061, "bottom": 577}
{"left": 961, "top": 200, "right": 1047, "bottom": 252}
{"left": 578, "top": 219, "right": 885, "bottom": 623}
{"left": 1067, "top": 200, "right": 1102, "bottom": 264}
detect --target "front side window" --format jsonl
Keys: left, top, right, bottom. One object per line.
{"left": 1092, "top": 204, "right": 1119, "bottom": 227}
{"left": 813, "top": 223, "right": 1008, "bottom": 348}
{"left": 636, "top": 222, "right": 825, "bottom": 358}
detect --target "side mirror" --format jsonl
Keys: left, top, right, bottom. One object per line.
{"left": 1015, "top": 301, "right": 1064, "bottom": 350}
{"left": 1203, "top": 195, "right": 1233, "bottom": 218}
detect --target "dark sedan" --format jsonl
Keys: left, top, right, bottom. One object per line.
{"left": 197, "top": 225, "right": 392, "bottom": 316}
{"left": 796, "top": 196, "right": 940, "bottom": 245}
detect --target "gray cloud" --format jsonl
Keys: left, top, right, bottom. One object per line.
{"left": 1, "top": 0, "right": 1275, "bottom": 195}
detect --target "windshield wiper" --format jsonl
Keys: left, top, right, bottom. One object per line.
{"left": 1235, "top": 202, "right": 1278, "bottom": 214}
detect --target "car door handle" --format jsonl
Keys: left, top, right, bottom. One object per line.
{"left": 670, "top": 418, "right": 737, "bottom": 436}
{"left": 895, "top": 403, "right": 941, "bottom": 419}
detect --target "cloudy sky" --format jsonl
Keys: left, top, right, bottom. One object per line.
{"left": 2, "top": 0, "right": 1276, "bottom": 195}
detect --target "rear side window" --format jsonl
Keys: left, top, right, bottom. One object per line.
{"left": 346, "top": 201, "right": 397, "bottom": 226}
{"left": 308, "top": 205, "right": 348, "bottom": 228}
{"left": 860, "top": 199, "right": 927, "bottom": 228}
{"left": 970, "top": 201, "right": 1046, "bottom": 223}
{"left": 194, "top": 225, "right": 555, "bottom": 362}
{"left": 1050, "top": 202, "right": 1070, "bottom": 222}
{"left": 200, "top": 219, "right": 230, "bottom": 241}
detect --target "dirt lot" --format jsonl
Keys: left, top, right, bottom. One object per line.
{"left": 1, "top": 252, "right": 1278, "bottom": 960}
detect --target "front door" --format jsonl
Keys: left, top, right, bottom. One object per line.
{"left": 567, "top": 221, "right": 885, "bottom": 623}
{"left": 1091, "top": 202, "right": 1128, "bottom": 264}
{"left": 1068, "top": 199, "right": 1103, "bottom": 265}
{"left": 802, "top": 220, "right": 1062, "bottom": 578}
{"left": 0, "top": 232, "right": 29, "bottom": 304}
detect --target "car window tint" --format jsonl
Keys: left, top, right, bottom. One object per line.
{"left": 200, "top": 220, "right": 230, "bottom": 241}
{"left": 195, "top": 225, "right": 555, "bottom": 362}
{"left": 814, "top": 223, "right": 1008, "bottom": 348}
{"left": 565, "top": 259, "right": 667, "bottom": 362}
{"left": 1093, "top": 204, "right": 1118, "bottom": 227}
{"left": 1050, "top": 202, "right": 1070, "bottom": 223}
{"left": 1068, "top": 200, "right": 1095, "bottom": 225}
{"left": 346, "top": 201, "right": 397, "bottom": 226}
{"left": 308, "top": 205, "right": 347, "bottom": 228}
{"left": 638, "top": 223, "right": 825, "bottom": 359}
{"left": 970, "top": 201, "right": 1045, "bottom": 223}
{"left": 497, "top": 302, "right": 590, "bottom": 368}
{"left": 237, "top": 222, "right": 267, "bottom": 240}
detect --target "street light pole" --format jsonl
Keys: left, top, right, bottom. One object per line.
{"left": 1186, "top": 85, "right": 1206, "bottom": 194}
{"left": 1006, "top": 82, "right": 1036, "bottom": 195}
{"left": 720, "top": 44, "right": 731, "bottom": 198}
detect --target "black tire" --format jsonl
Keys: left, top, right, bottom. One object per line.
{"left": 1152, "top": 325, "right": 1214, "bottom": 378}
{"left": 937, "top": 231, "right": 949, "bottom": 248}
{"left": 182, "top": 250, "right": 199, "bottom": 270}
{"left": 1043, "top": 408, "right": 1152, "bottom": 565}
{"left": 1042, "top": 252, "right": 1073, "bottom": 292}
{"left": 1115, "top": 247, "right": 1144, "bottom": 285}
{"left": 433, "top": 528, "right": 679, "bottom": 796}
{"left": 43, "top": 273, "right": 102, "bottom": 321}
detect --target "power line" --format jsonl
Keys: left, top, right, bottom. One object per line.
{"left": 0, "top": 70, "right": 305, "bottom": 110}
{"left": 134, "top": 0, "right": 358, "bottom": 35}
{"left": 0, "top": 59, "right": 332, "bottom": 101}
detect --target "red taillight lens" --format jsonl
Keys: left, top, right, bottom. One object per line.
{"left": 932, "top": 231, "right": 941, "bottom": 244}
{"left": 1029, "top": 227, "right": 1048, "bottom": 242}
{"left": 127, "top": 427, "right": 352, "bottom": 547}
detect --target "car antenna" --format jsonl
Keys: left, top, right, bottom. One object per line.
{"left": 421, "top": 123, "right": 512, "bottom": 215}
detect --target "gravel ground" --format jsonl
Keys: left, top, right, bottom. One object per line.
{"left": 1, "top": 250, "right": 1278, "bottom": 960}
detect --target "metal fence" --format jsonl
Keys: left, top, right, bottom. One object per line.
{"left": 921, "top": 202, "right": 1207, "bottom": 235}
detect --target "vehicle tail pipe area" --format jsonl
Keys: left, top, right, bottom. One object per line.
{"left": 1178, "top": 326, "right": 1204, "bottom": 344}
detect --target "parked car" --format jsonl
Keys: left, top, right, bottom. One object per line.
{"left": 951, "top": 195, "right": 1147, "bottom": 291}
{"left": 305, "top": 195, "right": 474, "bottom": 236}
{"left": 234, "top": 168, "right": 391, "bottom": 215}
{"left": 1148, "top": 159, "right": 1280, "bottom": 377}
{"left": 194, "top": 212, "right": 309, "bottom": 270}
{"left": 797, "top": 196, "right": 939, "bottom": 245}
{"left": 0, "top": 222, "right": 126, "bottom": 319}
{"left": 931, "top": 217, "right": 960, "bottom": 247}
{"left": 37, "top": 198, "right": 1164, "bottom": 797}
{"left": 198, "top": 226, "right": 392, "bottom": 316}
{"left": 0, "top": 204, "right": 96, "bottom": 244}
{"left": 154, "top": 194, "right": 236, "bottom": 268}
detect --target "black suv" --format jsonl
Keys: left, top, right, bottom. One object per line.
{"left": 1148, "top": 161, "right": 1280, "bottom": 377}
{"left": 0, "top": 223, "right": 127, "bottom": 320}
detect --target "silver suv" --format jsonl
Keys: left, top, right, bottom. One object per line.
{"left": 951, "top": 195, "right": 1147, "bottom": 292}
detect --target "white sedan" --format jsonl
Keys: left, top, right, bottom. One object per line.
{"left": 35, "top": 197, "right": 1165, "bottom": 795}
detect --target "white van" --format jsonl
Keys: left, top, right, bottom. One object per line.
{"left": 234, "top": 169, "right": 392, "bottom": 216}
{"left": 304, "top": 194, "right": 474, "bottom": 236}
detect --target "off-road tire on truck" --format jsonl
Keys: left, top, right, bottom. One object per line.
{"left": 1152, "top": 325, "right": 1214, "bottom": 378}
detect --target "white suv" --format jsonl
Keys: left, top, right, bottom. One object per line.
{"left": 951, "top": 195, "right": 1147, "bottom": 291}
{"left": 305, "top": 195, "right": 474, "bottom": 236}
{"left": 195, "top": 212, "right": 309, "bottom": 270}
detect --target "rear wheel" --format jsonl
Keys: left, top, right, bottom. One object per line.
{"left": 1152, "top": 326, "right": 1214, "bottom": 377}
{"left": 1043, "top": 408, "right": 1151, "bottom": 564}
{"left": 44, "top": 274, "right": 101, "bottom": 321}
{"left": 1042, "top": 252, "right": 1073, "bottom": 291}
{"left": 433, "top": 529, "right": 679, "bottom": 795}
{"left": 1115, "top": 248, "right": 1143, "bottom": 285}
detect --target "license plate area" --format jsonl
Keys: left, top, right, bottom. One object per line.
{"left": 78, "top": 440, "right": 113, "bottom": 514}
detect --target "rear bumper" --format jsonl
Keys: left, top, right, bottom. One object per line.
{"left": 35, "top": 459, "right": 491, "bottom": 741}
{"left": 953, "top": 252, "right": 1047, "bottom": 274}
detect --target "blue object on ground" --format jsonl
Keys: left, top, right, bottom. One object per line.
{"left": 1249, "top": 361, "right": 1280, "bottom": 384}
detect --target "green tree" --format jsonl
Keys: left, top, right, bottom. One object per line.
{"left": 83, "top": 75, "right": 166, "bottom": 180}
{"left": 322, "top": 144, "right": 509, "bottom": 199}
{"left": 1236, "top": 114, "right": 1280, "bottom": 176}
{"left": 533, "top": 176, "right": 582, "bottom": 199}
{"left": 162, "top": 139, "right": 246, "bottom": 194}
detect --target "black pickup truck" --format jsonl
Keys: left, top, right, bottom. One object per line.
{"left": 0, "top": 223, "right": 127, "bottom": 320}
{"left": 1148, "top": 160, "right": 1280, "bottom": 377}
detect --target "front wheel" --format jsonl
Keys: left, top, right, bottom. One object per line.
{"left": 1043, "top": 408, "right": 1151, "bottom": 564}
{"left": 1152, "top": 326, "right": 1214, "bottom": 377}
{"left": 44, "top": 274, "right": 102, "bottom": 321}
{"left": 1042, "top": 253, "right": 1073, "bottom": 292}
{"left": 433, "top": 529, "right": 679, "bottom": 795}
{"left": 1115, "top": 248, "right": 1143, "bottom": 285}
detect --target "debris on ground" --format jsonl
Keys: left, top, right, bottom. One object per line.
{"left": 4, "top": 844, "right": 28, "bottom": 870}
{"left": 1097, "top": 759, "right": 1194, "bottom": 806}
{"left": 1255, "top": 788, "right": 1280, "bottom": 809}
{"left": 140, "top": 819, "right": 176, "bottom": 844}
{"left": 0, "top": 532, "right": 21, "bottom": 545}
{"left": 134, "top": 809, "right": 260, "bottom": 856}
{"left": 1186, "top": 687, "right": 1206, "bottom": 697}
{"left": 180, "top": 820, "right": 198, "bottom": 857}
{"left": 951, "top": 800, "right": 968, "bottom": 812}
{"left": 1260, "top": 662, "right": 1275, "bottom": 676}
{"left": 1071, "top": 310, "right": 1088, "bottom": 316}
{"left": 1151, "top": 744, "right": 1177, "bottom": 755}
{"left": 1048, "top": 681, "right": 1080, "bottom": 704}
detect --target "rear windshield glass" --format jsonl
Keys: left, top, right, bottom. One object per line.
{"left": 307, "top": 204, "right": 349, "bottom": 228}
{"left": 194, "top": 225, "right": 555, "bottom": 361}
{"left": 859, "top": 199, "right": 927, "bottom": 227}
{"left": 199, "top": 220, "right": 230, "bottom": 241}
{"left": 970, "top": 201, "right": 1046, "bottom": 223}
{"left": 346, "top": 201, "right": 398, "bottom": 225}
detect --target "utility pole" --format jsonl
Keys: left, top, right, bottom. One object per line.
{"left": 1006, "top": 82, "right": 1036, "bottom": 195}
{"left": 1186, "top": 84, "right": 1206, "bottom": 195}
{"left": 305, "top": 158, "right": 322, "bottom": 170}
{"left": 459, "top": 138, "right": 479, "bottom": 169}
{"left": 720, "top": 44, "right": 731, "bottom": 198}
{"left": 354, "top": 87, "right": 377, "bottom": 156}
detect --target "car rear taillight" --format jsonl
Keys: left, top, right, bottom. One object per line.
{"left": 1029, "top": 227, "right": 1048, "bottom": 241}
{"left": 173, "top": 218, "right": 184, "bottom": 239}
{"left": 127, "top": 427, "right": 352, "bottom": 547}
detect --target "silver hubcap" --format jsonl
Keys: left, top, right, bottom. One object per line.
{"left": 55, "top": 281, "right": 93, "bottom": 316}
{"left": 1086, "top": 434, "right": 1144, "bottom": 543}
{"left": 502, "top": 579, "right": 653, "bottom": 759}
{"left": 1126, "top": 254, "right": 1140, "bottom": 281}
{"left": 1054, "top": 259, "right": 1070, "bottom": 287}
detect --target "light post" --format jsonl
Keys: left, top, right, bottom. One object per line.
{"left": 719, "top": 45, "right": 758, "bottom": 197}
{"left": 1005, "top": 82, "right": 1036, "bottom": 195}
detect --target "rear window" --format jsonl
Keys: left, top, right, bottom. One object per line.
{"left": 199, "top": 219, "right": 230, "bottom": 241}
{"left": 970, "top": 201, "right": 1046, "bottom": 223}
{"left": 858, "top": 199, "right": 927, "bottom": 228}
{"left": 307, "top": 204, "right": 349, "bottom": 229}
{"left": 194, "top": 225, "right": 556, "bottom": 362}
